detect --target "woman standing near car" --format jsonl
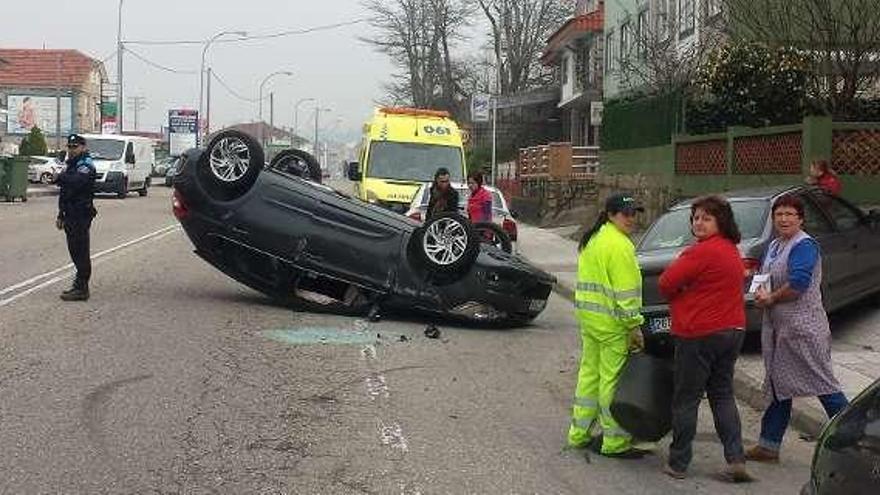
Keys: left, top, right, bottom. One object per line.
{"left": 658, "top": 196, "right": 751, "bottom": 482}
{"left": 747, "top": 194, "right": 848, "bottom": 463}
{"left": 567, "top": 194, "right": 646, "bottom": 458}
{"left": 466, "top": 171, "right": 492, "bottom": 224}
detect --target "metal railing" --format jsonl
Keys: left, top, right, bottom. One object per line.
{"left": 517, "top": 143, "right": 599, "bottom": 178}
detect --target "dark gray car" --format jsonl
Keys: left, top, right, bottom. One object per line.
{"left": 637, "top": 186, "right": 880, "bottom": 356}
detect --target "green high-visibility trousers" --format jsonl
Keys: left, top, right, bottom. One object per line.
{"left": 567, "top": 325, "right": 632, "bottom": 454}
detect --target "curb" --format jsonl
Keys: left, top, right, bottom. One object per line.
{"left": 538, "top": 263, "right": 827, "bottom": 437}
{"left": 27, "top": 188, "right": 59, "bottom": 198}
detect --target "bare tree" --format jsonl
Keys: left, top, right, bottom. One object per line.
{"left": 724, "top": 0, "right": 880, "bottom": 116}
{"left": 475, "top": 0, "right": 573, "bottom": 94}
{"left": 361, "top": 0, "right": 473, "bottom": 117}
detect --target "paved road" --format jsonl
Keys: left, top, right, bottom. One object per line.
{"left": 0, "top": 190, "right": 816, "bottom": 494}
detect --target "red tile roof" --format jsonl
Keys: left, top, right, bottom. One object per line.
{"left": 541, "top": 10, "right": 604, "bottom": 65}
{"left": 0, "top": 49, "right": 101, "bottom": 90}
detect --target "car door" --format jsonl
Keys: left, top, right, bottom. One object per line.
{"left": 798, "top": 193, "right": 839, "bottom": 309}
{"left": 821, "top": 192, "right": 880, "bottom": 301}
{"left": 804, "top": 190, "right": 866, "bottom": 308}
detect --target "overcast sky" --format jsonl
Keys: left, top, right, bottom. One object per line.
{"left": 3, "top": 0, "right": 405, "bottom": 142}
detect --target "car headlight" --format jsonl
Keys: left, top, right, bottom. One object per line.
{"left": 111, "top": 163, "right": 125, "bottom": 172}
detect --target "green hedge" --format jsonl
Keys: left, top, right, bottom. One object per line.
{"left": 602, "top": 92, "right": 683, "bottom": 150}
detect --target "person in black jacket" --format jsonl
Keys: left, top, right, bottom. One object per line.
{"left": 426, "top": 167, "right": 459, "bottom": 219}
{"left": 56, "top": 134, "right": 97, "bottom": 301}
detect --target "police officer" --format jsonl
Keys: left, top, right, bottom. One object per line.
{"left": 56, "top": 134, "right": 97, "bottom": 301}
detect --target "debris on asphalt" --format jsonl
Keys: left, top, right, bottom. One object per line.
{"left": 368, "top": 305, "right": 382, "bottom": 322}
{"left": 424, "top": 324, "right": 440, "bottom": 339}
{"left": 863, "top": 345, "right": 874, "bottom": 351}
{"left": 449, "top": 414, "right": 459, "bottom": 420}
{"left": 398, "top": 335, "right": 409, "bottom": 342}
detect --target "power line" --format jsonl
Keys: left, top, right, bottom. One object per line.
{"left": 122, "top": 18, "right": 368, "bottom": 46}
{"left": 211, "top": 70, "right": 263, "bottom": 103}
{"left": 101, "top": 49, "right": 118, "bottom": 64}
{"left": 125, "top": 47, "right": 197, "bottom": 74}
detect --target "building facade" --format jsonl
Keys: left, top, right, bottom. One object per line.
{"left": 542, "top": 0, "right": 605, "bottom": 146}
{"left": 0, "top": 49, "right": 107, "bottom": 147}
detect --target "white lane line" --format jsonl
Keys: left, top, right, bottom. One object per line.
{"left": 0, "top": 225, "right": 180, "bottom": 307}
{"left": 0, "top": 224, "right": 178, "bottom": 298}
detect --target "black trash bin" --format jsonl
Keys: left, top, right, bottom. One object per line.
{"left": 610, "top": 352, "right": 674, "bottom": 442}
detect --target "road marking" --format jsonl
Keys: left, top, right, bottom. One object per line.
{"left": 0, "top": 224, "right": 180, "bottom": 307}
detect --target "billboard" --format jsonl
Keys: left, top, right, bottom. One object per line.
{"left": 168, "top": 109, "right": 199, "bottom": 156}
{"left": 6, "top": 95, "right": 73, "bottom": 135}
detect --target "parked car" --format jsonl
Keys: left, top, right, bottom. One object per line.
{"left": 153, "top": 156, "right": 176, "bottom": 177}
{"left": 637, "top": 186, "right": 880, "bottom": 356}
{"left": 801, "top": 376, "right": 880, "bottom": 494}
{"left": 164, "top": 156, "right": 181, "bottom": 186}
{"left": 405, "top": 182, "right": 519, "bottom": 252}
{"left": 171, "top": 129, "right": 555, "bottom": 325}
{"left": 26, "top": 156, "right": 64, "bottom": 184}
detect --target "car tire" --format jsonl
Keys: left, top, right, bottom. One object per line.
{"left": 472, "top": 222, "right": 512, "bottom": 253}
{"left": 138, "top": 177, "right": 150, "bottom": 197}
{"left": 40, "top": 172, "right": 52, "bottom": 184}
{"left": 198, "top": 129, "right": 264, "bottom": 201}
{"left": 117, "top": 177, "right": 128, "bottom": 199}
{"left": 269, "top": 148, "right": 322, "bottom": 183}
{"left": 413, "top": 212, "right": 479, "bottom": 275}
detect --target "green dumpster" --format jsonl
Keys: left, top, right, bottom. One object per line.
{"left": 1, "top": 157, "right": 29, "bottom": 202}
{"left": 0, "top": 157, "right": 8, "bottom": 198}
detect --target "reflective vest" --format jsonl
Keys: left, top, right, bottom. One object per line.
{"left": 575, "top": 222, "right": 644, "bottom": 335}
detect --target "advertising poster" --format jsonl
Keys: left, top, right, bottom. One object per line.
{"left": 168, "top": 109, "right": 199, "bottom": 156}
{"left": 6, "top": 95, "right": 73, "bottom": 135}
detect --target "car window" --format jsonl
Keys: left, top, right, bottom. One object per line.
{"left": 368, "top": 142, "right": 464, "bottom": 182}
{"left": 809, "top": 191, "right": 862, "bottom": 231}
{"left": 639, "top": 200, "right": 769, "bottom": 251}
{"left": 89, "top": 139, "right": 126, "bottom": 160}
{"left": 801, "top": 196, "right": 834, "bottom": 235}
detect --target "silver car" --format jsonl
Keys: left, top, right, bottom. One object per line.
{"left": 636, "top": 186, "right": 880, "bottom": 356}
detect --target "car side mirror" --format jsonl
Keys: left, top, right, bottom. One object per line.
{"left": 347, "top": 161, "right": 362, "bottom": 181}
{"left": 125, "top": 150, "right": 136, "bottom": 165}
{"left": 509, "top": 209, "right": 519, "bottom": 219}
{"left": 868, "top": 209, "right": 880, "bottom": 225}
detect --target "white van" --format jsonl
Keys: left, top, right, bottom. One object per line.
{"left": 81, "top": 134, "right": 155, "bottom": 198}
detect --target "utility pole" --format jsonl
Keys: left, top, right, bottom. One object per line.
{"left": 205, "top": 67, "right": 212, "bottom": 137}
{"left": 126, "top": 96, "right": 146, "bottom": 131}
{"left": 56, "top": 53, "right": 62, "bottom": 150}
{"left": 117, "top": 0, "right": 124, "bottom": 134}
{"left": 269, "top": 92, "right": 274, "bottom": 146}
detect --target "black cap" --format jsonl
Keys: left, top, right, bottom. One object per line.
{"left": 605, "top": 193, "right": 644, "bottom": 214}
{"left": 67, "top": 134, "right": 86, "bottom": 146}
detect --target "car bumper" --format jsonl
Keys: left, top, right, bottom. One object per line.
{"left": 94, "top": 171, "right": 125, "bottom": 193}
{"left": 640, "top": 299, "right": 763, "bottom": 357}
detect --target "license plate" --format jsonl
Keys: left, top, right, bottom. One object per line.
{"left": 648, "top": 316, "right": 671, "bottom": 334}
{"left": 528, "top": 299, "right": 546, "bottom": 312}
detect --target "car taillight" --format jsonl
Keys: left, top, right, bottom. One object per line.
{"left": 743, "top": 257, "right": 760, "bottom": 276}
{"left": 172, "top": 188, "right": 189, "bottom": 220}
{"left": 502, "top": 218, "right": 517, "bottom": 241}
{"left": 408, "top": 211, "right": 422, "bottom": 222}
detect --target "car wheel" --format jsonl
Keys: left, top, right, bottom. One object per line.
{"left": 40, "top": 172, "right": 52, "bottom": 184}
{"left": 472, "top": 222, "right": 512, "bottom": 253}
{"left": 138, "top": 177, "right": 150, "bottom": 197}
{"left": 117, "top": 178, "right": 128, "bottom": 199}
{"left": 199, "top": 129, "right": 264, "bottom": 201}
{"left": 269, "top": 149, "right": 322, "bottom": 183}
{"left": 414, "top": 213, "right": 479, "bottom": 274}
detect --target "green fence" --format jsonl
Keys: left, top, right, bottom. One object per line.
{"left": 601, "top": 92, "right": 684, "bottom": 151}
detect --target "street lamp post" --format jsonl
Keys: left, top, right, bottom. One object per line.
{"left": 199, "top": 30, "right": 247, "bottom": 144}
{"left": 116, "top": 0, "right": 124, "bottom": 134}
{"left": 313, "top": 105, "right": 332, "bottom": 157}
{"left": 292, "top": 97, "right": 315, "bottom": 148}
{"left": 258, "top": 71, "right": 293, "bottom": 147}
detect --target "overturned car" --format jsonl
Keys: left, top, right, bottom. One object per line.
{"left": 171, "top": 130, "right": 555, "bottom": 325}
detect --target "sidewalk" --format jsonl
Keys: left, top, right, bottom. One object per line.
{"left": 27, "top": 185, "right": 59, "bottom": 198}
{"left": 518, "top": 223, "right": 880, "bottom": 437}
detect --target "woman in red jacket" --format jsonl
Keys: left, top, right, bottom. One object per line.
{"left": 659, "top": 196, "right": 752, "bottom": 483}
{"left": 466, "top": 171, "right": 493, "bottom": 224}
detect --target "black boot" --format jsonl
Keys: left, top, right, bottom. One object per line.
{"left": 60, "top": 286, "right": 89, "bottom": 301}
